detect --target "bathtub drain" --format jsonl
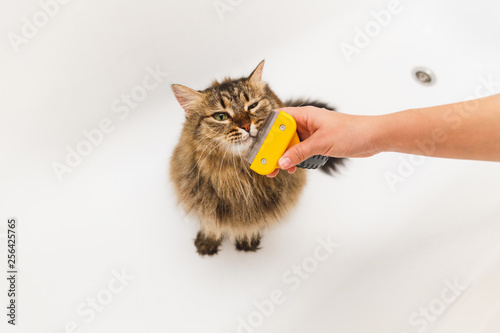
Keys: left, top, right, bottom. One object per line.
{"left": 412, "top": 67, "right": 435, "bottom": 86}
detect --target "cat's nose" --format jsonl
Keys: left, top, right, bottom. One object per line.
{"left": 240, "top": 123, "right": 251, "bottom": 132}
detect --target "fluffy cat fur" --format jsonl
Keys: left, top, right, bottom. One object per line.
{"left": 170, "top": 61, "right": 343, "bottom": 255}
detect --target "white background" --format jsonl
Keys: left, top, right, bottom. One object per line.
{"left": 1, "top": 0, "right": 500, "bottom": 332}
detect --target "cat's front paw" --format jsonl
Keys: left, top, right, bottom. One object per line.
{"left": 194, "top": 231, "right": 222, "bottom": 256}
{"left": 235, "top": 236, "right": 261, "bottom": 252}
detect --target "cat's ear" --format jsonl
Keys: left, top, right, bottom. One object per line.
{"left": 171, "top": 84, "right": 202, "bottom": 115}
{"left": 248, "top": 60, "right": 265, "bottom": 83}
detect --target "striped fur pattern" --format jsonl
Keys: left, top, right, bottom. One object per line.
{"left": 170, "top": 61, "right": 341, "bottom": 255}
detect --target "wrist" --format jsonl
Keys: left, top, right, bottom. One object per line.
{"left": 369, "top": 113, "right": 401, "bottom": 154}
{"left": 371, "top": 110, "right": 415, "bottom": 154}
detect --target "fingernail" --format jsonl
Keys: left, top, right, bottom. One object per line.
{"left": 279, "top": 157, "right": 291, "bottom": 169}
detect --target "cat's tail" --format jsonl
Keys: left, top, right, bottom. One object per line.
{"left": 283, "top": 99, "right": 345, "bottom": 175}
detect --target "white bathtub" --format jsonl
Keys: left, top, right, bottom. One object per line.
{"left": 1, "top": 0, "right": 499, "bottom": 332}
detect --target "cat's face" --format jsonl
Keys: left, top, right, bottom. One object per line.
{"left": 172, "top": 61, "right": 282, "bottom": 156}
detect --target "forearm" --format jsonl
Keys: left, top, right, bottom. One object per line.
{"left": 373, "top": 94, "right": 500, "bottom": 161}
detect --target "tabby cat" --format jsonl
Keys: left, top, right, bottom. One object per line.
{"left": 170, "top": 61, "right": 343, "bottom": 255}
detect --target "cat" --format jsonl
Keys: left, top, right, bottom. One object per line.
{"left": 170, "top": 60, "right": 343, "bottom": 256}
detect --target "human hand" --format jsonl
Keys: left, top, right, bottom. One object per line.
{"left": 267, "top": 106, "right": 381, "bottom": 178}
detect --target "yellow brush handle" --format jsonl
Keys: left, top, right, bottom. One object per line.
{"left": 287, "top": 132, "right": 301, "bottom": 150}
{"left": 250, "top": 111, "right": 298, "bottom": 175}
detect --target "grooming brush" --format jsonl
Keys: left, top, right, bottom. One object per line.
{"left": 246, "top": 110, "right": 329, "bottom": 175}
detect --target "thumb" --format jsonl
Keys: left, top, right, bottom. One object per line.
{"left": 278, "top": 139, "right": 318, "bottom": 169}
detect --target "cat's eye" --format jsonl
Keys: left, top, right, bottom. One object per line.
{"left": 213, "top": 112, "right": 230, "bottom": 121}
{"left": 248, "top": 102, "right": 259, "bottom": 110}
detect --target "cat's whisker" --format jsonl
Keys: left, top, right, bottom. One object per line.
{"left": 195, "top": 140, "right": 225, "bottom": 191}
{"left": 232, "top": 149, "right": 250, "bottom": 205}
{"left": 237, "top": 145, "right": 255, "bottom": 183}
{"left": 186, "top": 140, "right": 218, "bottom": 176}
{"left": 239, "top": 154, "right": 255, "bottom": 201}
{"left": 217, "top": 145, "right": 231, "bottom": 196}
{"left": 197, "top": 140, "right": 225, "bottom": 169}
{"left": 289, "top": 100, "right": 307, "bottom": 108}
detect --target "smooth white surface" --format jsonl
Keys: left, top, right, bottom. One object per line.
{"left": 1, "top": 0, "right": 500, "bottom": 332}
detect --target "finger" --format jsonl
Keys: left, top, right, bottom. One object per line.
{"left": 278, "top": 106, "right": 307, "bottom": 120}
{"left": 266, "top": 169, "right": 280, "bottom": 178}
{"left": 287, "top": 166, "right": 297, "bottom": 174}
{"left": 277, "top": 106, "right": 309, "bottom": 123}
{"left": 277, "top": 107, "right": 312, "bottom": 140}
{"left": 279, "top": 139, "right": 318, "bottom": 169}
